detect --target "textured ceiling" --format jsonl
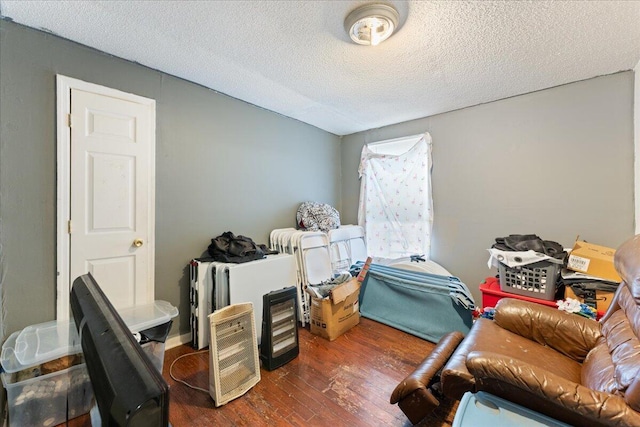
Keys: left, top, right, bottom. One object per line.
{"left": 1, "top": 1, "right": 639, "bottom": 136}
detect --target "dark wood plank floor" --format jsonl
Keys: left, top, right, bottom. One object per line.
{"left": 66, "top": 318, "right": 458, "bottom": 426}
{"left": 165, "top": 318, "right": 458, "bottom": 426}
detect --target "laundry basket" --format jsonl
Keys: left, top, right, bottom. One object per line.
{"left": 498, "top": 260, "right": 561, "bottom": 301}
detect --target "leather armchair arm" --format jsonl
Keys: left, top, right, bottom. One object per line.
{"left": 390, "top": 331, "right": 464, "bottom": 425}
{"left": 494, "top": 298, "right": 601, "bottom": 362}
{"left": 390, "top": 331, "right": 464, "bottom": 404}
{"left": 466, "top": 351, "right": 640, "bottom": 427}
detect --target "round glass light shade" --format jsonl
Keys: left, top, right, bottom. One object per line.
{"left": 345, "top": 4, "right": 399, "bottom": 46}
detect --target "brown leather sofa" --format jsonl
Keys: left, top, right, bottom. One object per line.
{"left": 391, "top": 234, "right": 640, "bottom": 426}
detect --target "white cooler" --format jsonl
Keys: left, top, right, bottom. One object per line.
{"left": 1, "top": 300, "right": 178, "bottom": 427}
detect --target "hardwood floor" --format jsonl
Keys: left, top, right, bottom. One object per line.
{"left": 64, "top": 317, "right": 458, "bottom": 426}
{"left": 165, "top": 317, "right": 457, "bottom": 426}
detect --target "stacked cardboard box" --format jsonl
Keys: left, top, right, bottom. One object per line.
{"left": 565, "top": 240, "right": 621, "bottom": 312}
{"left": 309, "top": 278, "right": 360, "bottom": 341}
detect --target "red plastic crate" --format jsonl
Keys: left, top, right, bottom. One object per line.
{"left": 480, "top": 277, "right": 604, "bottom": 319}
{"left": 481, "top": 277, "right": 559, "bottom": 309}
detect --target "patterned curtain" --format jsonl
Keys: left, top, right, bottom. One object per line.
{"left": 358, "top": 133, "right": 433, "bottom": 259}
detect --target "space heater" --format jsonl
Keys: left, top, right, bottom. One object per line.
{"left": 208, "top": 302, "right": 260, "bottom": 407}
{"left": 260, "top": 286, "right": 299, "bottom": 370}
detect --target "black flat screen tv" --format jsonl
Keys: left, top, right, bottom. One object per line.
{"left": 70, "top": 273, "right": 170, "bottom": 426}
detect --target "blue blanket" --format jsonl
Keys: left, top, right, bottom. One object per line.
{"left": 357, "top": 264, "right": 473, "bottom": 343}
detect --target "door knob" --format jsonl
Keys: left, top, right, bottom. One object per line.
{"left": 133, "top": 238, "right": 144, "bottom": 247}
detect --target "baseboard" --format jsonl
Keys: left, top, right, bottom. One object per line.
{"left": 165, "top": 332, "right": 191, "bottom": 350}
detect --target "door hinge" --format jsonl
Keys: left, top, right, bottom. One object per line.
{"left": 67, "top": 220, "right": 72, "bottom": 234}
{"left": 67, "top": 114, "right": 72, "bottom": 128}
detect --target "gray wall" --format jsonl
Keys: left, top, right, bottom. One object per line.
{"left": 341, "top": 72, "right": 635, "bottom": 304}
{"left": 0, "top": 20, "right": 341, "bottom": 338}
{"left": 1, "top": 18, "right": 635, "bottom": 341}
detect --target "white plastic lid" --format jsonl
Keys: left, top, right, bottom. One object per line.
{"left": 117, "top": 300, "right": 179, "bottom": 333}
{"left": 1, "top": 300, "right": 178, "bottom": 372}
{"left": 1, "top": 332, "right": 24, "bottom": 373}
{"left": 1, "top": 320, "right": 80, "bottom": 373}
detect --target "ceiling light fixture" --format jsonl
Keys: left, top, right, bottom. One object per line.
{"left": 344, "top": 3, "right": 399, "bottom": 46}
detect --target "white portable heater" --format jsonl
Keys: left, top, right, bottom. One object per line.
{"left": 208, "top": 303, "right": 260, "bottom": 407}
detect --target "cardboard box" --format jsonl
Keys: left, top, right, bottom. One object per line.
{"left": 309, "top": 279, "right": 360, "bottom": 341}
{"left": 565, "top": 285, "right": 615, "bottom": 314}
{"left": 567, "top": 240, "right": 621, "bottom": 283}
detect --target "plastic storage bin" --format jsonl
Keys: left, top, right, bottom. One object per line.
{"left": 0, "top": 300, "right": 178, "bottom": 426}
{"left": 117, "top": 300, "right": 178, "bottom": 372}
{"left": 453, "top": 392, "right": 571, "bottom": 426}
{"left": 10, "top": 320, "right": 81, "bottom": 368}
{"left": 2, "top": 363, "right": 93, "bottom": 427}
{"left": 498, "top": 260, "right": 561, "bottom": 301}
{"left": 480, "top": 277, "right": 561, "bottom": 309}
{"left": 1, "top": 328, "right": 93, "bottom": 427}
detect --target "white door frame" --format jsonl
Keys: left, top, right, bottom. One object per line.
{"left": 56, "top": 75, "right": 156, "bottom": 320}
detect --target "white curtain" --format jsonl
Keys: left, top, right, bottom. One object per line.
{"left": 358, "top": 133, "right": 433, "bottom": 259}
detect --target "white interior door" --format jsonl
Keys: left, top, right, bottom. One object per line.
{"left": 57, "top": 76, "right": 155, "bottom": 319}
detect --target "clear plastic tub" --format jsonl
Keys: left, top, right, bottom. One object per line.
{"left": 118, "top": 300, "right": 178, "bottom": 372}
{"left": 3, "top": 321, "right": 81, "bottom": 370}
{"left": 141, "top": 341, "right": 167, "bottom": 373}
{"left": 453, "top": 392, "right": 571, "bottom": 427}
{"left": 1, "top": 358, "right": 93, "bottom": 427}
{"left": 0, "top": 300, "right": 178, "bottom": 426}
{"left": 1, "top": 329, "right": 93, "bottom": 426}
{"left": 118, "top": 300, "right": 178, "bottom": 333}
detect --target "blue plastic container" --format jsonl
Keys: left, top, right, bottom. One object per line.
{"left": 453, "top": 392, "right": 571, "bottom": 427}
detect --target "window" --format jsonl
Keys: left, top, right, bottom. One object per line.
{"left": 358, "top": 133, "right": 433, "bottom": 260}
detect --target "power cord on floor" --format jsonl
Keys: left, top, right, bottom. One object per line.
{"left": 169, "top": 349, "right": 210, "bottom": 393}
